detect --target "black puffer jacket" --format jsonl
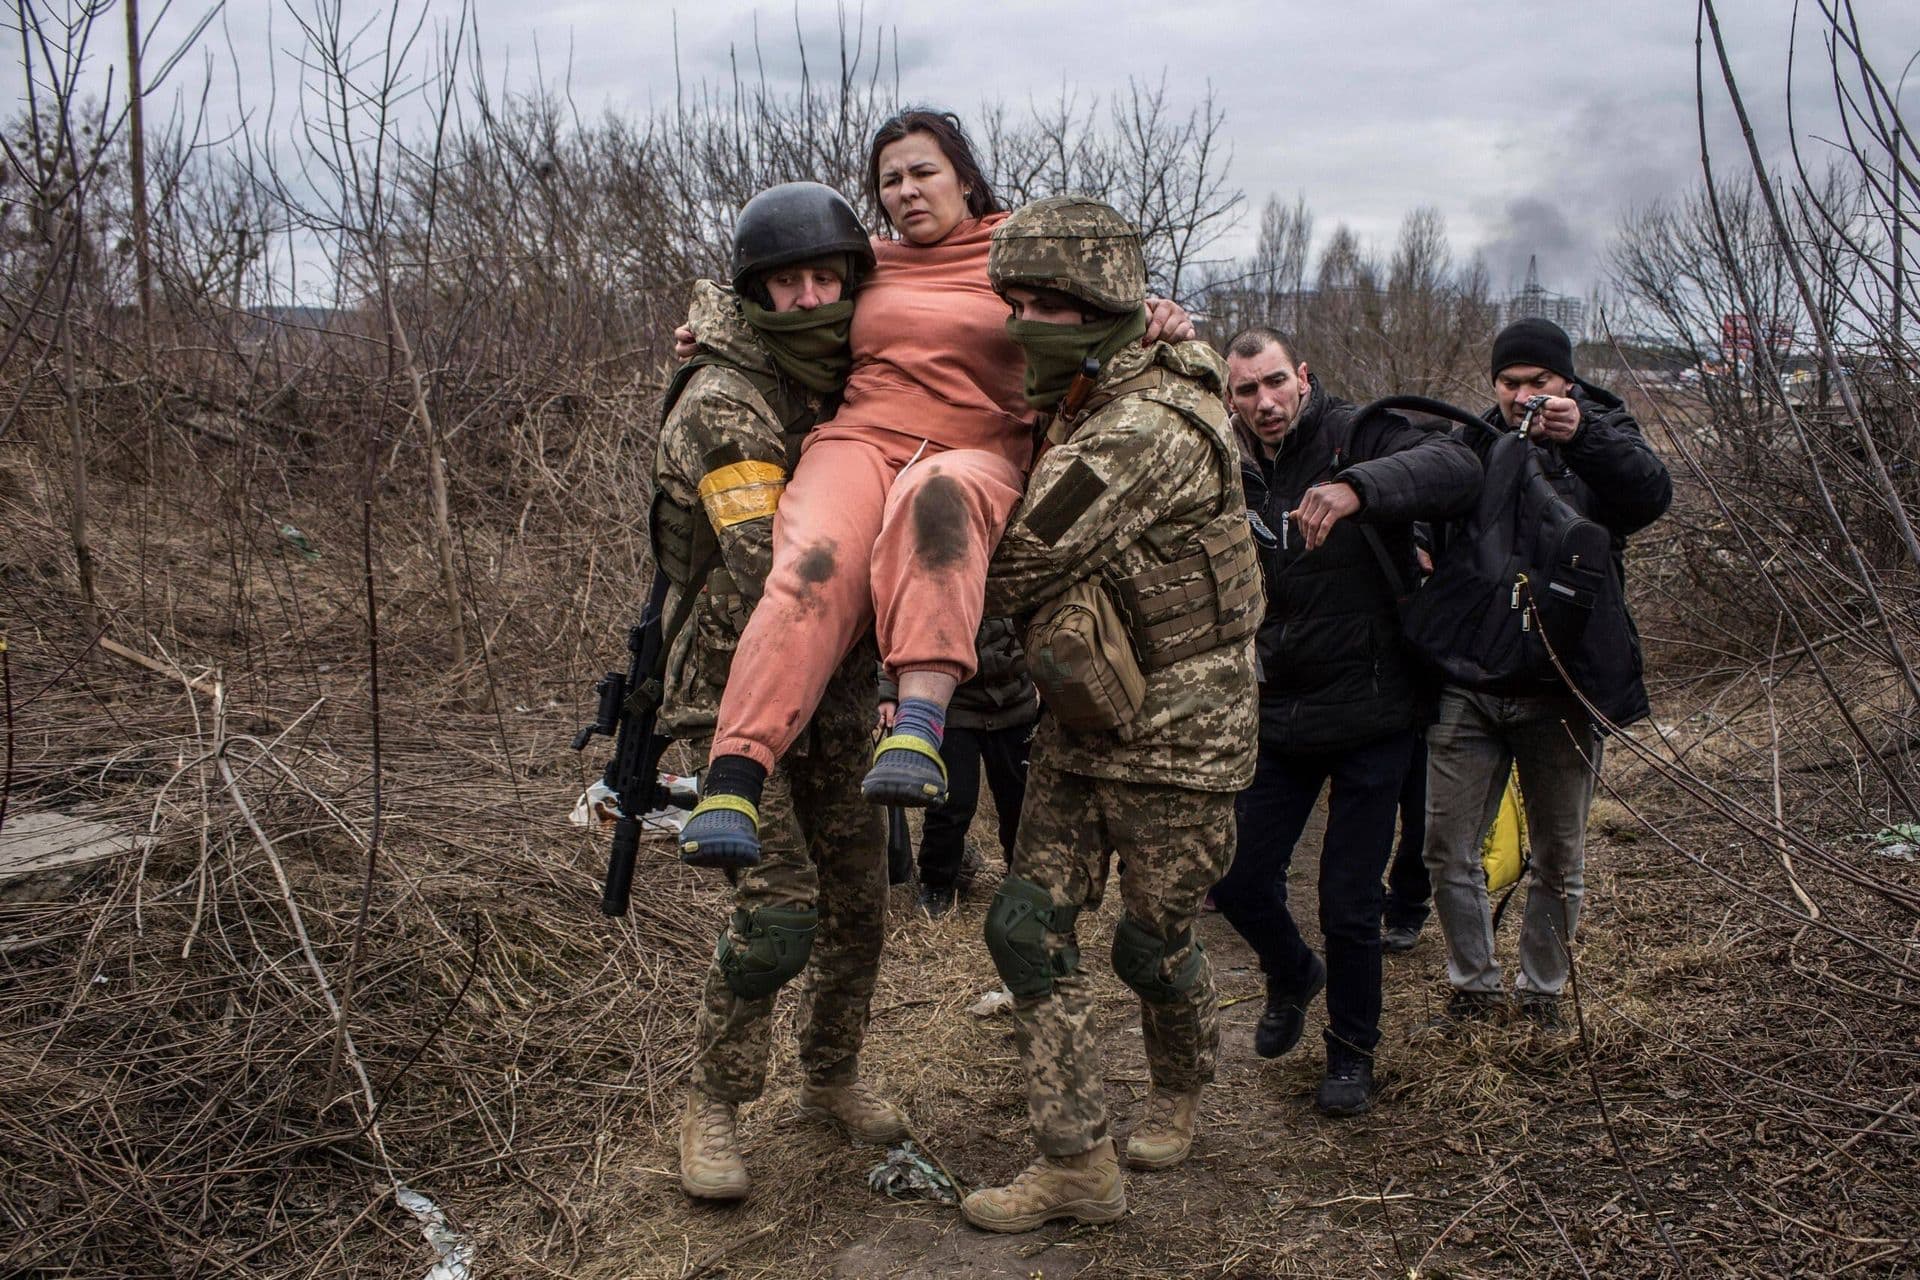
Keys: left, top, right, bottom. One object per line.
{"left": 1447, "top": 378, "right": 1671, "bottom": 725}
{"left": 878, "top": 616, "right": 1039, "bottom": 733}
{"left": 1240, "top": 377, "right": 1482, "bottom": 753}
{"left": 950, "top": 616, "right": 1041, "bottom": 731}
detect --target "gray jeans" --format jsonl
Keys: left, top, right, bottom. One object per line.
{"left": 1421, "top": 686, "right": 1602, "bottom": 996}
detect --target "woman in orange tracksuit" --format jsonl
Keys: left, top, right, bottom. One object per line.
{"left": 680, "top": 109, "right": 1190, "bottom": 867}
{"left": 680, "top": 108, "right": 1032, "bottom": 866}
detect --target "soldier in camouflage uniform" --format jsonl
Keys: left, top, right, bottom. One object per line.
{"left": 961, "top": 196, "right": 1261, "bottom": 1233}
{"left": 654, "top": 183, "right": 909, "bottom": 1202}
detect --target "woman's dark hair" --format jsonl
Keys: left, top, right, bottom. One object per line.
{"left": 866, "top": 108, "right": 1001, "bottom": 232}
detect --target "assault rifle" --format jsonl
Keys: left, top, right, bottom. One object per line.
{"left": 571, "top": 572, "right": 677, "bottom": 917}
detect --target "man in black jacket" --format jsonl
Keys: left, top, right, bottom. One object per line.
{"left": 1211, "top": 327, "right": 1481, "bottom": 1114}
{"left": 1423, "top": 318, "right": 1671, "bottom": 1029}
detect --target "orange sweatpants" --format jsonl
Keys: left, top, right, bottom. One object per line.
{"left": 711, "top": 425, "right": 1027, "bottom": 772}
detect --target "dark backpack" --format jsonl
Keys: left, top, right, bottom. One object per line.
{"left": 1401, "top": 426, "right": 1612, "bottom": 688}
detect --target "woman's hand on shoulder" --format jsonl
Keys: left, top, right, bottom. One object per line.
{"left": 1143, "top": 297, "right": 1196, "bottom": 345}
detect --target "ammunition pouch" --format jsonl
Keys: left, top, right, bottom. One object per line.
{"left": 1024, "top": 577, "right": 1147, "bottom": 733}
{"left": 715, "top": 904, "right": 817, "bottom": 1000}
{"left": 984, "top": 876, "right": 1082, "bottom": 999}
{"left": 650, "top": 489, "right": 722, "bottom": 594}
{"left": 1109, "top": 508, "right": 1261, "bottom": 670}
{"left": 1111, "top": 915, "right": 1206, "bottom": 1004}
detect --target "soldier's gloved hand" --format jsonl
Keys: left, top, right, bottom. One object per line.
{"left": 1290, "top": 481, "right": 1361, "bottom": 551}
{"left": 1142, "top": 296, "right": 1195, "bottom": 345}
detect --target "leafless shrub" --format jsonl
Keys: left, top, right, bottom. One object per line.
{"left": 1, "top": 1, "right": 1916, "bottom": 1275}
{"left": 1197, "top": 199, "right": 1496, "bottom": 400}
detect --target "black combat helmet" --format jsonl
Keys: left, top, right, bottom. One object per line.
{"left": 730, "top": 182, "right": 875, "bottom": 296}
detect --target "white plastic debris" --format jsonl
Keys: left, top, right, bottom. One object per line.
{"left": 568, "top": 781, "right": 621, "bottom": 827}
{"left": 867, "top": 1141, "right": 958, "bottom": 1204}
{"left": 567, "top": 774, "right": 696, "bottom": 837}
{"left": 396, "top": 1184, "right": 473, "bottom": 1280}
{"left": 967, "top": 987, "right": 1013, "bottom": 1018}
{"left": 1867, "top": 824, "right": 1919, "bottom": 862}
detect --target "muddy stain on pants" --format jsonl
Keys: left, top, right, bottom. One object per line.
{"left": 709, "top": 424, "right": 1026, "bottom": 772}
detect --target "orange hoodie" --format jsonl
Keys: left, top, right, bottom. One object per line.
{"left": 826, "top": 213, "right": 1033, "bottom": 467}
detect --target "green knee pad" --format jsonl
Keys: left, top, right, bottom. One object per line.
{"left": 984, "top": 876, "right": 1081, "bottom": 999}
{"left": 715, "top": 905, "right": 818, "bottom": 1000}
{"left": 1111, "top": 915, "right": 1206, "bottom": 1004}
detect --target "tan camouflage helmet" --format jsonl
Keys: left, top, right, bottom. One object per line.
{"left": 989, "top": 195, "right": 1146, "bottom": 313}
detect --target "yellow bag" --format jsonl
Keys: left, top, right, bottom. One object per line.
{"left": 1481, "top": 769, "right": 1528, "bottom": 894}
{"left": 1025, "top": 577, "right": 1147, "bottom": 733}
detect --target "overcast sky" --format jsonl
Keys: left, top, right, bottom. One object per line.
{"left": 11, "top": 0, "right": 1920, "bottom": 299}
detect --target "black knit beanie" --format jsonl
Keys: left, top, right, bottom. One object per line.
{"left": 1490, "top": 318, "right": 1576, "bottom": 382}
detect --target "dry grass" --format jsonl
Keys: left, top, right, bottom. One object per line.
{"left": 2, "top": 384, "right": 1918, "bottom": 1279}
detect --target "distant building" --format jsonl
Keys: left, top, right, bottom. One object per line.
{"left": 1502, "top": 255, "right": 1586, "bottom": 340}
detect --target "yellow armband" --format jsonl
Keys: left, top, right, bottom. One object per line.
{"left": 697, "top": 460, "right": 787, "bottom": 529}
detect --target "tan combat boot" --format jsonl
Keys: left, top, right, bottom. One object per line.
{"left": 1124, "top": 1086, "right": 1202, "bottom": 1170}
{"left": 795, "top": 1078, "right": 910, "bottom": 1144}
{"left": 960, "top": 1138, "right": 1127, "bottom": 1233}
{"left": 678, "top": 1091, "right": 750, "bottom": 1201}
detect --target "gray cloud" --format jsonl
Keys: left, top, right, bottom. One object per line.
{"left": 10, "top": 0, "right": 1917, "bottom": 301}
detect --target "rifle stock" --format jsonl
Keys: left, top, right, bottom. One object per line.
{"left": 1059, "top": 356, "right": 1102, "bottom": 424}
{"left": 886, "top": 805, "right": 913, "bottom": 886}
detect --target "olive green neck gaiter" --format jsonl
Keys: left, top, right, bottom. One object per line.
{"left": 1005, "top": 306, "right": 1149, "bottom": 410}
{"left": 742, "top": 299, "right": 854, "bottom": 394}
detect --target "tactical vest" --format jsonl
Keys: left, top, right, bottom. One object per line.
{"left": 1058, "top": 361, "right": 1263, "bottom": 671}
{"left": 649, "top": 354, "right": 814, "bottom": 602}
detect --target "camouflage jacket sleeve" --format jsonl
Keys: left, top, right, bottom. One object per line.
{"left": 986, "top": 401, "right": 1210, "bottom": 616}
{"left": 656, "top": 368, "right": 789, "bottom": 600}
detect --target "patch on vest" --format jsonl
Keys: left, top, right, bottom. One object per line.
{"left": 1022, "top": 459, "right": 1107, "bottom": 547}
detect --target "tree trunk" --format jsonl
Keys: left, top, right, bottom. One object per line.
{"left": 125, "top": 0, "right": 152, "bottom": 331}
{"left": 384, "top": 295, "right": 466, "bottom": 671}
{"left": 61, "top": 309, "right": 99, "bottom": 638}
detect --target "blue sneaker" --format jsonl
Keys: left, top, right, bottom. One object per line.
{"left": 861, "top": 733, "right": 949, "bottom": 807}
{"left": 678, "top": 795, "right": 762, "bottom": 869}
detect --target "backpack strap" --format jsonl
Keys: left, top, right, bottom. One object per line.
{"left": 1327, "top": 394, "right": 1491, "bottom": 610}
{"left": 1325, "top": 405, "right": 1412, "bottom": 609}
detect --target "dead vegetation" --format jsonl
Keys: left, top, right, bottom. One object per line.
{"left": 1, "top": 0, "right": 1917, "bottom": 1276}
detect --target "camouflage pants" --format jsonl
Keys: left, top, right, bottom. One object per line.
{"left": 1004, "top": 760, "right": 1237, "bottom": 1156}
{"left": 691, "top": 683, "right": 887, "bottom": 1103}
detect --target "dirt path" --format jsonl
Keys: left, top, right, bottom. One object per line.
{"left": 551, "top": 782, "right": 1908, "bottom": 1279}
{"left": 819, "top": 802, "right": 1346, "bottom": 1280}
{"left": 601, "top": 800, "right": 1542, "bottom": 1279}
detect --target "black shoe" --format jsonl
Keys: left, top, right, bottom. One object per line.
{"left": 917, "top": 883, "right": 956, "bottom": 918}
{"left": 1438, "top": 989, "right": 1507, "bottom": 1027}
{"left": 1381, "top": 921, "right": 1423, "bottom": 953}
{"left": 1315, "top": 1052, "right": 1374, "bottom": 1116}
{"left": 1254, "top": 954, "right": 1327, "bottom": 1059}
{"left": 1516, "top": 990, "right": 1566, "bottom": 1030}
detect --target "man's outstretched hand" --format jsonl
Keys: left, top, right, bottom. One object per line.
{"left": 1291, "top": 481, "right": 1361, "bottom": 551}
